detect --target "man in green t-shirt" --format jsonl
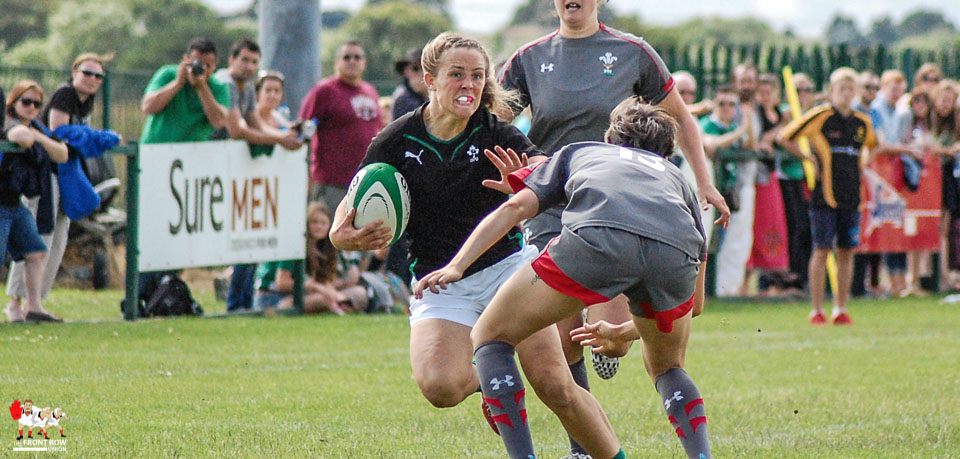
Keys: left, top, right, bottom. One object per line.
{"left": 140, "top": 37, "right": 229, "bottom": 143}
{"left": 135, "top": 38, "right": 230, "bottom": 309}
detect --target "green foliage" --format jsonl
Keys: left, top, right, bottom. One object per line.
{"left": 0, "top": 0, "right": 59, "bottom": 50}
{"left": 868, "top": 17, "right": 899, "bottom": 46}
{"left": 323, "top": 2, "right": 452, "bottom": 89}
{"left": 668, "top": 16, "right": 781, "bottom": 47}
{"left": 367, "top": 0, "right": 450, "bottom": 18}
{"left": 1, "top": 289, "right": 958, "bottom": 456}
{"left": 899, "top": 9, "right": 956, "bottom": 38}
{"left": 608, "top": 13, "right": 683, "bottom": 51}
{"left": 321, "top": 9, "right": 352, "bottom": 30}
{"left": 825, "top": 14, "right": 867, "bottom": 46}
{"left": 122, "top": 0, "right": 255, "bottom": 69}
{"left": 3, "top": 0, "right": 255, "bottom": 70}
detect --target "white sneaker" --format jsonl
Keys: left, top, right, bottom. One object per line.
{"left": 591, "top": 350, "right": 619, "bottom": 380}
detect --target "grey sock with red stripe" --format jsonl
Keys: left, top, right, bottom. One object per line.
{"left": 475, "top": 341, "right": 535, "bottom": 459}
{"left": 656, "top": 367, "right": 711, "bottom": 459}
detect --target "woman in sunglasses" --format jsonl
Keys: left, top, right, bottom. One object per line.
{"left": 45, "top": 53, "right": 111, "bottom": 128}
{"left": 2, "top": 80, "right": 69, "bottom": 323}
{"left": 5, "top": 53, "right": 115, "bottom": 323}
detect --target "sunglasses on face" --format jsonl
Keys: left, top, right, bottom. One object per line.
{"left": 79, "top": 69, "right": 105, "bottom": 80}
{"left": 19, "top": 98, "right": 42, "bottom": 108}
{"left": 342, "top": 54, "right": 364, "bottom": 61}
{"left": 864, "top": 85, "right": 879, "bottom": 91}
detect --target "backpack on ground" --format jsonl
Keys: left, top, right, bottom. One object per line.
{"left": 143, "top": 274, "right": 203, "bottom": 317}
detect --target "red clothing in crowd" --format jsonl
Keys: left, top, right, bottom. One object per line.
{"left": 299, "top": 76, "right": 381, "bottom": 187}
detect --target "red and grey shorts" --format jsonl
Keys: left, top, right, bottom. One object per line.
{"left": 531, "top": 225, "right": 700, "bottom": 333}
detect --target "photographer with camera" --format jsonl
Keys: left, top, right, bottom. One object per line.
{"left": 140, "top": 37, "right": 228, "bottom": 144}
{"left": 134, "top": 37, "right": 229, "bottom": 311}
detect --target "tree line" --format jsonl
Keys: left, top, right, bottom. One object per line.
{"left": 2, "top": 0, "right": 958, "bottom": 91}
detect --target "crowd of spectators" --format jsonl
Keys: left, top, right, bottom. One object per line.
{"left": 3, "top": 32, "right": 960, "bottom": 323}
{"left": 676, "top": 60, "right": 960, "bottom": 318}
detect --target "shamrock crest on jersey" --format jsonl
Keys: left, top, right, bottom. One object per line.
{"left": 467, "top": 145, "right": 480, "bottom": 162}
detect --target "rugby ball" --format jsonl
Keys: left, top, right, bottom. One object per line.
{"left": 346, "top": 162, "right": 411, "bottom": 246}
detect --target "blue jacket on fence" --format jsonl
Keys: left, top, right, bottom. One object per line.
{"left": 53, "top": 125, "right": 121, "bottom": 220}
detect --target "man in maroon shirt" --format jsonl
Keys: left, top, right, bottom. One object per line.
{"left": 299, "top": 40, "right": 382, "bottom": 210}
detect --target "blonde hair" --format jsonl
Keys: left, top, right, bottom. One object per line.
{"left": 880, "top": 69, "right": 906, "bottom": 88}
{"left": 829, "top": 67, "right": 859, "bottom": 87}
{"left": 72, "top": 52, "right": 114, "bottom": 71}
{"left": 421, "top": 32, "right": 520, "bottom": 119}
{"left": 913, "top": 62, "right": 943, "bottom": 87}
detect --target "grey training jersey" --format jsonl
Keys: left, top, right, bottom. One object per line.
{"left": 213, "top": 69, "right": 256, "bottom": 115}
{"left": 513, "top": 142, "right": 706, "bottom": 262}
{"left": 499, "top": 24, "right": 674, "bottom": 155}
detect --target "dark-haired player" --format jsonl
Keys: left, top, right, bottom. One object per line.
{"left": 416, "top": 96, "right": 712, "bottom": 459}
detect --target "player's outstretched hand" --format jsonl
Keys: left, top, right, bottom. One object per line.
{"left": 413, "top": 265, "right": 465, "bottom": 298}
{"left": 700, "top": 184, "right": 731, "bottom": 229}
{"left": 570, "top": 320, "right": 635, "bottom": 357}
{"left": 482, "top": 145, "right": 528, "bottom": 194}
{"left": 329, "top": 208, "right": 392, "bottom": 251}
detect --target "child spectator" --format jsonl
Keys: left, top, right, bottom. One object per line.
{"left": 778, "top": 67, "right": 881, "bottom": 325}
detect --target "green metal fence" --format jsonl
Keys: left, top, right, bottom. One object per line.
{"left": 659, "top": 44, "right": 960, "bottom": 100}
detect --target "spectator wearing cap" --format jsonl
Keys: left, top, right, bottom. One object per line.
{"left": 391, "top": 47, "right": 427, "bottom": 119}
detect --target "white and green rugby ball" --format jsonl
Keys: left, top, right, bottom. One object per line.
{"left": 346, "top": 162, "right": 411, "bottom": 246}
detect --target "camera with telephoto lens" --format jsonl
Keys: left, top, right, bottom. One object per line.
{"left": 292, "top": 119, "right": 317, "bottom": 141}
{"left": 189, "top": 60, "right": 206, "bottom": 77}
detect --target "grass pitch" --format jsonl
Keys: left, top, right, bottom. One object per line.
{"left": 1, "top": 288, "right": 958, "bottom": 458}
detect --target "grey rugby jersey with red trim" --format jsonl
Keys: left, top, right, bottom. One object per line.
{"left": 499, "top": 23, "right": 674, "bottom": 155}
{"left": 509, "top": 142, "right": 706, "bottom": 262}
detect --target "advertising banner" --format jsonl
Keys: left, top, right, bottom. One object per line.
{"left": 138, "top": 141, "right": 307, "bottom": 271}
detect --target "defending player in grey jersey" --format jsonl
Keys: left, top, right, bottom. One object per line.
{"left": 416, "top": 97, "right": 713, "bottom": 459}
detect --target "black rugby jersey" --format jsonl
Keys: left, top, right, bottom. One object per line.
{"left": 360, "top": 105, "right": 542, "bottom": 278}
{"left": 781, "top": 105, "right": 878, "bottom": 210}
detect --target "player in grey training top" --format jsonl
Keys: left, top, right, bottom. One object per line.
{"left": 416, "top": 98, "right": 713, "bottom": 459}
{"left": 499, "top": 8, "right": 726, "bottom": 443}
{"left": 514, "top": 142, "right": 705, "bottom": 262}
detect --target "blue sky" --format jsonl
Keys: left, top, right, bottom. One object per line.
{"left": 206, "top": 0, "right": 960, "bottom": 37}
